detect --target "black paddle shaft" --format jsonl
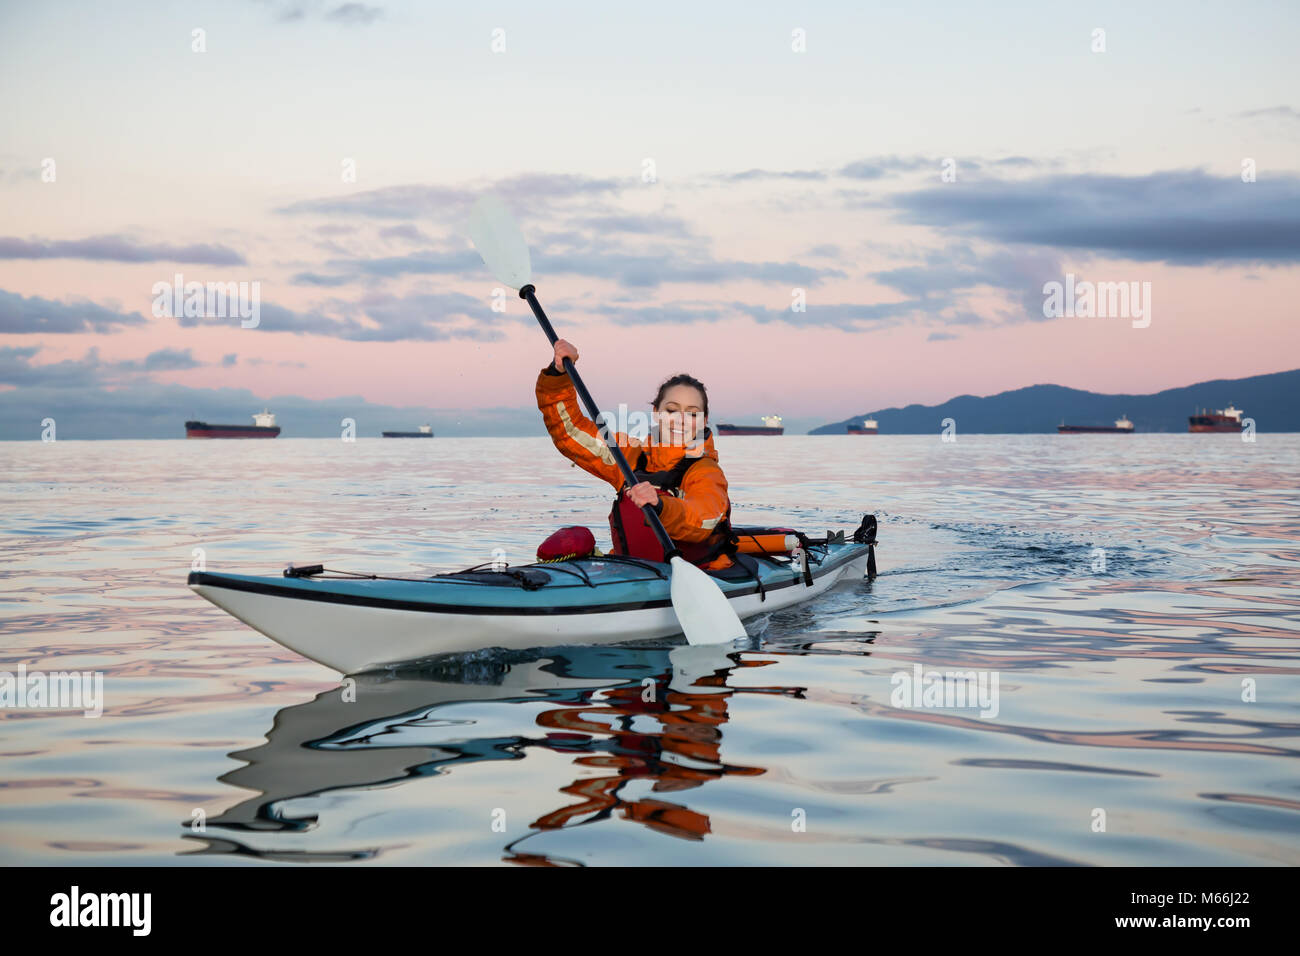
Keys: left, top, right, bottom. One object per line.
{"left": 520, "top": 284, "right": 681, "bottom": 561}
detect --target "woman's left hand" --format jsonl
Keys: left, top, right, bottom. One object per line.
{"left": 626, "top": 481, "right": 660, "bottom": 509}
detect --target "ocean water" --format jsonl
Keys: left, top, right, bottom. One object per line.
{"left": 1, "top": 434, "right": 1297, "bottom": 866}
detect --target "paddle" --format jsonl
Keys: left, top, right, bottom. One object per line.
{"left": 468, "top": 194, "right": 748, "bottom": 646}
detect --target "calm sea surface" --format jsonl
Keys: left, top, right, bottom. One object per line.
{"left": 2, "top": 434, "right": 1298, "bottom": 866}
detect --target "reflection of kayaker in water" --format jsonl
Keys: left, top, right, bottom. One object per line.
{"left": 536, "top": 338, "right": 737, "bottom": 570}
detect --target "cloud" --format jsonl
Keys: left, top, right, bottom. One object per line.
{"left": 290, "top": 271, "right": 356, "bottom": 286}
{"left": 377, "top": 223, "right": 432, "bottom": 243}
{"left": 593, "top": 301, "right": 733, "bottom": 325}
{"left": 314, "top": 223, "right": 358, "bottom": 236}
{"left": 276, "top": 173, "right": 625, "bottom": 223}
{"left": 1231, "top": 105, "right": 1300, "bottom": 123}
{"left": 732, "top": 299, "right": 926, "bottom": 331}
{"left": 806, "top": 244, "right": 841, "bottom": 258}
{"left": 137, "top": 348, "right": 202, "bottom": 371}
{"left": 174, "top": 291, "right": 506, "bottom": 342}
{"left": 927, "top": 331, "right": 958, "bottom": 341}
{"left": 326, "top": 3, "right": 382, "bottom": 24}
{"left": 302, "top": 232, "right": 842, "bottom": 289}
{"left": 839, "top": 156, "right": 935, "bottom": 180}
{"left": 889, "top": 169, "right": 1300, "bottom": 264}
{"left": 0, "top": 345, "right": 207, "bottom": 387}
{"left": 570, "top": 213, "right": 695, "bottom": 238}
{"left": 538, "top": 250, "right": 841, "bottom": 289}
{"left": 255, "top": 0, "right": 384, "bottom": 25}
{"left": 0, "top": 235, "right": 245, "bottom": 265}
{"left": 342, "top": 249, "right": 484, "bottom": 279}
{"left": 0, "top": 165, "right": 41, "bottom": 184}
{"left": 870, "top": 246, "right": 1065, "bottom": 322}
{"left": 717, "top": 168, "right": 828, "bottom": 183}
{"left": 0, "top": 289, "right": 147, "bottom": 334}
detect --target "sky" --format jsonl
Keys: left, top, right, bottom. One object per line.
{"left": 1, "top": 0, "right": 1298, "bottom": 438}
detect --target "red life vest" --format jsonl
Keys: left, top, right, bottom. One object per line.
{"left": 607, "top": 449, "right": 738, "bottom": 566}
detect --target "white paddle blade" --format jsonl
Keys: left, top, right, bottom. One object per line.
{"left": 668, "top": 556, "right": 749, "bottom": 645}
{"left": 468, "top": 194, "right": 531, "bottom": 290}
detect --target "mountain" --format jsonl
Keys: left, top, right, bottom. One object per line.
{"left": 811, "top": 368, "right": 1300, "bottom": 434}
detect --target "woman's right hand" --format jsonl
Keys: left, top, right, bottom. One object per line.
{"left": 553, "top": 339, "right": 578, "bottom": 373}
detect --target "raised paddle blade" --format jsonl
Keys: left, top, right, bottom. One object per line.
{"left": 467, "top": 194, "right": 532, "bottom": 290}
{"left": 667, "top": 556, "right": 749, "bottom": 645}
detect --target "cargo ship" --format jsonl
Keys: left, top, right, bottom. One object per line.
{"left": 382, "top": 424, "right": 434, "bottom": 438}
{"left": 847, "top": 417, "right": 878, "bottom": 435}
{"left": 1189, "top": 404, "right": 1243, "bottom": 433}
{"left": 1057, "top": 415, "right": 1135, "bottom": 434}
{"left": 716, "top": 415, "right": 784, "bottom": 436}
{"left": 185, "top": 409, "right": 280, "bottom": 439}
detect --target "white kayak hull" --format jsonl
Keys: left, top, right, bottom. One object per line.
{"left": 190, "top": 550, "right": 871, "bottom": 674}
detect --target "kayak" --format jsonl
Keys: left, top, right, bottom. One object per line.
{"left": 189, "top": 515, "right": 878, "bottom": 673}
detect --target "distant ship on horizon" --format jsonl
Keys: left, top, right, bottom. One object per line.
{"left": 716, "top": 415, "right": 784, "bottom": 436}
{"left": 185, "top": 409, "right": 280, "bottom": 439}
{"left": 847, "top": 417, "right": 878, "bottom": 435}
{"left": 1189, "top": 404, "right": 1244, "bottom": 433}
{"left": 382, "top": 424, "right": 434, "bottom": 438}
{"left": 1058, "top": 415, "right": 1135, "bottom": 434}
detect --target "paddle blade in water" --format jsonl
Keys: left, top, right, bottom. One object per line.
{"left": 467, "top": 194, "right": 532, "bottom": 290}
{"left": 668, "top": 556, "right": 749, "bottom": 645}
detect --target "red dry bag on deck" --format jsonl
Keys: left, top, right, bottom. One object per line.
{"left": 536, "top": 526, "right": 597, "bottom": 561}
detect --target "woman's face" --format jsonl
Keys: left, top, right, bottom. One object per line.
{"left": 656, "top": 385, "right": 706, "bottom": 446}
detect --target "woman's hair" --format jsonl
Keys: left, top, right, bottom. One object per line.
{"left": 650, "top": 373, "right": 709, "bottom": 419}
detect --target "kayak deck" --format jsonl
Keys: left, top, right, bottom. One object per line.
{"left": 189, "top": 516, "right": 878, "bottom": 673}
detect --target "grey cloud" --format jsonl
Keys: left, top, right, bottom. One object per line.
{"left": 277, "top": 173, "right": 624, "bottom": 224}
{"left": 0, "top": 345, "right": 211, "bottom": 387}
{"left": 889, "top": 169, "right": 1300, "bottom": 264}
{"left": 378, "top": 224, "right": 431, "bottom": 242}
{"left": 139, "top": 348, "right": 202, "bottom": 371}
{"left": 175, "top": 291, "right": 506, "bottom": 342}
{"left": 538, "top": 251, "right": 841, "bottom": 289}
{"left": 839, "top": 156, "right": 934, "bottom": 179}
{"left": 0, "top": 235, "right": 245, "bottom": 265}
{"left": 571, "top": 214, "right": 695, "bottom": 237}
{"left": 257, "top": 0, "right": 383, "bottom": 25}
{"left": 871, "top": 247, "right": 1063, "bottom": 321}
{"left": 291, "top": 271, "right": 357, "bottom": 286}
{"left": 719, "top": 169, "right": 828, "bottom": 182}
{"left": 733, "top": 299, "right": 929, "bottom": 331}
{"left": 806, "top": 244, "right": 841, "bottom": 258}
{"left": 327, "top": 3, "right": 383, "bottom": 24}
{"left": 346, "top": 249, "right": 484, "bottom": 278}
{"left": 1232, "top": 105, "right": 1300, "bottom": 122}
{"left": 0, "top": 289, "right": 147, "bottom": 334}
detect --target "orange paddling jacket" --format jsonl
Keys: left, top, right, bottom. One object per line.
{"left": 536, "top": 364, "right": 736, "bottom": 570}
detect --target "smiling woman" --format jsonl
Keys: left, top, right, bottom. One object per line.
{"left": 536, "top": 338, "right": 737, "bottom": 570}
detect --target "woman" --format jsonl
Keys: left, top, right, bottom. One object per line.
{"left": 536, "top": 338, "right": 736, "bottom": 571}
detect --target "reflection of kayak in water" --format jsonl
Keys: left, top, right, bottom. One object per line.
{"left": 188, "top": 517, "right": 878, "bottom": 673}
{"left": 187, "top": 644, "right": 762, "bottom": 863}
